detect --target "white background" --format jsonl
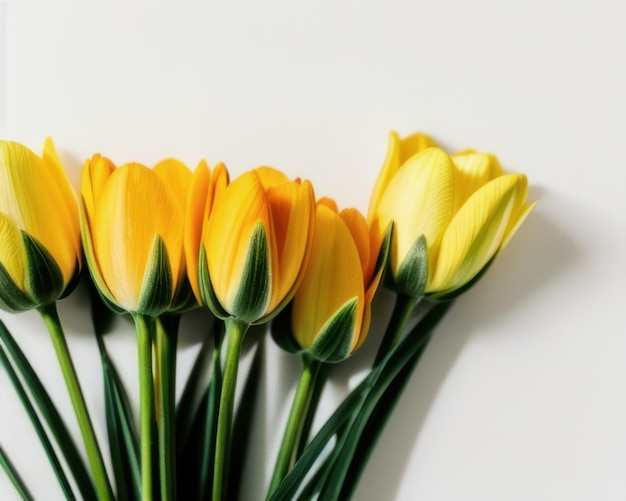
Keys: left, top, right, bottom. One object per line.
{"left": 1, "top": 0, "right": 625, "bottom": 500}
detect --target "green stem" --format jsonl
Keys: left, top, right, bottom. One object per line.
{"left": 373, "top": 294, "right": 420, "bottom": 366}
{"left": 267, "top": 355, "right": 323, "bottom": 498}
{"left": 212, "top": 317, "right": 249, "bottom": 501}
{"left": 155, "top": 315, "right": 179, "bottom": 501}
{"left": 38, "top": 303, "right": 113, "bottom": 501}
{"left": 133, "top": 313, "right": 155, "bottom": 501}
{"left": 0, "top": 446, "right": 33, "bottom": 501}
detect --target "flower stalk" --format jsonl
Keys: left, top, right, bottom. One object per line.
{"left": 132, "top": 313, "right": 155, "bottom": 501}
{"left": 212, "top": 316, "right": 249, "bottom": 501}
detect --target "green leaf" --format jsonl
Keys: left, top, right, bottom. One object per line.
{"left": 0, "top": 446, "right": 34, "bottom": 501}
{"left": 177, "top": 327, "right": 224, "bottom": 500}
{"left": 137, "top": 234, "right": 173, "bottom": 317}
{"left": 175, "top": 317, "right": 216, "bottom": 457}
{"left": 0, "top": 260, "right": 35, "bottom": 312}
{"left": 308, "top": 298, "right": 357, "bottom": 363}
{"left": 0, "top": 319, "right": 96, "bottom": 499}
{"left": 395, "top": 234, "right": 428, "bottom": 298}
{"left": 317, "top": 301, "right": 453, "bottom": 500}
{"left": 95, "top": 331, "right": 140, "bottom": 501}
{"left": 232, "top": 223, "right": 271, "bottom": 323}
{"left": 0, "top": 325, "right": 76, "bottom": 500}
{"left": 228, "top": 337, "right": 263, "bottom": 500}
{"left": 22, "top": 231, "right": 65, "bottom": 306}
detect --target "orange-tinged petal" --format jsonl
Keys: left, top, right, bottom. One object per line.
{"left": 374, "top": 147, "right": 455, "bottom": 278}
{"left": 428, "top": 174, "right": 525, "bottom": 293}
{"left": 185, "top": 161, "right": 211, "bottom": 302}
{"left": 153, "top": 159, "right": 192, "bottom": 212}
{"left": 367, "top": 131, "right": 437, "bottom": 223}
{"left": 339, "top": 208, "right": 371, "bottom": 282}
{"left": 266, "top": 178, "right": 315, "bottom": 313}
{"left": 205, "top": 170, "right": 272, "bottom": 312}
{"left": 291, "top": 204, "right": 364, "bottom": 350}
{"left": 185, "top": 161, "right": 229, "bottom": 303}
{"left": 93, "top": 163, "right": 184, "bottom": 311}
{"left": 255, "top": 166, "right": 290, "bottom": 189}
{"left": 318, "top": 197, "right": 339, "bottom": 213}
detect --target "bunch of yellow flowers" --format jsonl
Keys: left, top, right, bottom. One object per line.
{"left": 0, "top": 132, "right": 534, "bottom": 500}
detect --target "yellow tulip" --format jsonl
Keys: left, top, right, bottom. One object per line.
{"left": 287, "top": 200, "right": 383, "bottom": 362}
{"left": 81, "top": 155, "right": 191, "bottom": 315}
{"left": 369, "top": 143, "right": 455, "bottom": 298}
{"left": 0, "top": 139, "right": 81, "bottom": 311}
{"left": 369, "top": 131, "right": 536, "bottom": 299}
{"left": 199, "top": 167, "right": 315, "bottom": 324}
{"left": 184, "top": 160, "right": 229, "bottom": 305}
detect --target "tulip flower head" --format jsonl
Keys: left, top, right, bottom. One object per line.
{"left": 0, "top": 139, "right": 81, "bottom": 311}
{"left": 81, "top": 155, "right": 192, "bottom": 316}
{"left": 369, "top": 131, "right": 536, "bottom": 300}
{"left": 274, "top": 199, "right": 386, "bottom": 363}
{"left": 197, "top": 167, "right": 315, "bottom": 325}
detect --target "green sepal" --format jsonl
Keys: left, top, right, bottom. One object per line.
{"left": 199, "top": 245, "right": 230, "bottom": 319}
{"left": 22, "top": 231, "right": 64, "bottom": 306}
{"left": 270, "top": 301, "right": 301, "bottom": 354}
{"left": 231, "top": 223, "right": 271, "bottom": 324}
{"left": 308, "top": 297, "right": 357, "bottom": 363}
{"left": 136, "top": 234, "right": 173, "bottom": 317}
{"left": 394, "top": 234, "right": 428, "bottom": 298}
{"left": 0, "top": 261, "right": 35, "bottom": 312}
{"left": 374, "top": 221, "right": 393, "bottom": 282}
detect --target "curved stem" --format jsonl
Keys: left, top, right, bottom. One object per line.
{"left": 38, "top": 303, "right": 113, "bottom": 501}
{"left": 373, "top": 294, "right": 421, "bottom": 366}
{"left": 267, "top": 355, "right": 323, "bottom": 498}
{"left": 155, "top": 315, "right": 179, "bottom": 501}
{"left": 133, "top": 313, "right": 155, "bottom": 501}
{"left": 212, "top": 317, "right": 249, "bottom": 501}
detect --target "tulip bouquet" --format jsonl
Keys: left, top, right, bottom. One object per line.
{"left": 0, "top": 131, "right": 534, "bottom": 501}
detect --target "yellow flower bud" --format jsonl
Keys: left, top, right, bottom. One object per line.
{"left": 369, "top": 131, "right": 536, "bottom": 299}
{"left": 369, "top": 140, "right": 455, "bottom": 298}
{"left": 198, "top": 167, "right": 315, "bottom": 324}
{"left": 81, "top": 155, "right": 191, "bottom": 316}
{"left": 284, "top": 201, "right": 383, "bottom": 362}
{"left": 0, "top": 139, "right": 81, "bottom": 311}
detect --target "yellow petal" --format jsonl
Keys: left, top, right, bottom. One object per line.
{"left": 292, "top": 204, "right": 364, "bottom": 350}
{"left": 93, "top": 163, "right": 184, "bottom": 311}
{"left": 42, "top": 138, "right": 81, "bottom": 265}
{"left": 0, "top": 213, "right": 26, "bottom": 290}
{"left": 205, "top": 170, "right": 272, "bottom": 312}
{"left": 255, "top": 166, "right": 290, "bottom": 189}
{"left": 428, "top": 174, "right": 525, "bottom": 293}
{"left": 81, "top": 154, "right": 116, "bottom": 228}
{"left": 265, "top": 177, "right": 315, "bottom": 313}
{"left": 451, "top": 151, "right": 504, "bottom": 212}
{"left": 318, "top": 197, "right": 339, "bottom": 213}
{"left": 374, "top": 147, "right": 455, "bottom": 278}
{"left": 367, "top": 131, "right": 437, "bottom": 223}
